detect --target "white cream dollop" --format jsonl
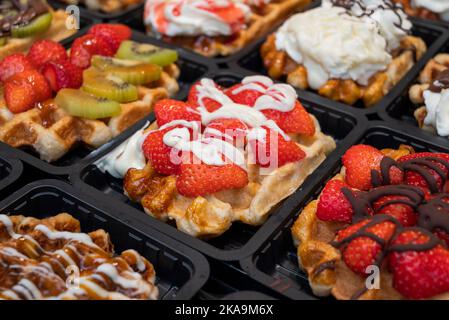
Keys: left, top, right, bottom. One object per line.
{"left": 423, "top": 88, "right": 449, "bottom": 136}
{"left": 144, "top": 0, "right": 250, "bottom": 37}
{"left": 412, "top": 0, "right": 449, "bottom": 21}
{"left": 275, "top": 6, "right": 392, "bottom": 90}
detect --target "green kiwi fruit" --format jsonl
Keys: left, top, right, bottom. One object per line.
{"left": 11, "top": 12, "right": 52, "bottom": 38}
{"left": 82, "top": 68, "right": 138, "bottom": 103}
{"left": 55, "top": 89, "right": 121, "bottom": 120}
{"left": 0, "top": 38, "right": 6, "bottom": 46}
{"left": 90, "top": 55, "right": 162, "bottom": 85}
{"left": 115, "top": 40, "right": 178, "bottom": 67}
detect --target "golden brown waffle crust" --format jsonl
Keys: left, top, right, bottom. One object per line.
{"left": 409, "top": 53, "right": 449, "bottom": 135}
{"left": 261, "top": 34, "right": 427, "bottom": 107}
{"left": 0, "top": 64, "right": 180, "bottom": 162}
{"left": 146, "top": 0, "right": 312, "bottom": 57}
{"left": 0, "top": 10, "right": 76, "bottom": 60}
{"left": 124, "top": 116, "right": 336, "bottom": 239}
{"left": 290, "top": 146, "right": 449, "bottom": 300}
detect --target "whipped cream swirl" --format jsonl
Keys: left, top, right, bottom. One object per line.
{"left": 423, "top": 69, "right": 449, "bottom": 136}
{"left": 412, "top": 0, "right": 449, "bottom": 21}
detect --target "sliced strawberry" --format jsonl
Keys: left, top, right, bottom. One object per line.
{"left": 154, "top": 99, "right": 201, "bottom": 127}
{"left": 398, "top": 152, "right": 449, "bottom": 194}
{"left": 4, "top": 69, "right": 51, "bottom": 113}
{"left": 187, "top": 80, "right": 224, "bottom": 112}
{"left": 225, "top": 83, "right": 265, "bottom": 106}
{"left": 434, "top": 228, "right": 449, "bottom": 247}
{"left": 248, "top": 127, "right": 306, "bottom": 168}
{"left": 316, "top": 179, "right": 355, "bottom": 223}
{"left": 0, "top": 53, "right": 35, "bottom": 82}
{"left": 142, "top": 127, "right": 184, "bottom": 176}
{"left": 262, "top": 101, "right": 315, "bottom": 136}
{"left": 336, "top": 217, "right": 397, "bottom": 276}
{"left": 389, "top": 229, "right": 449, "bottom": 299}
{"left": 176, "top": 160, "right": 248, "bottom": 197}
{"left": 70, "top": 34, "right": 115, "bottom": 69}
{"left": 372, "top": 195, "right": 418, "bottom": 227}
{"left": 204, "top": 118, "right": 248, "bottom": 146}
{"left": 27, "top": 40, "right": 68, "bottom": 70}
{"left": 88, "top": 24, "right": 132, "bottom": 52}
{"left": 41, "top": 60, "right": 83, "bottom": 92}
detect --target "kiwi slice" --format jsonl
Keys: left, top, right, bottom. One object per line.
{"left": 115, "top": 40, "right": 178, "bottom": 67}
{"left": 0, "top": 38, "right": 6, "bottom": 47}
{"left": 11, "top": 12, "right": 52, "bottom": 38}
{"left": 55, "top": 89, "right": 121, "bottom": 120}
{"left": 82, "top": 68, "right": 138, "bottom": 103}
{"left": 91, "top": 55, "right": 162, "bottom": 85}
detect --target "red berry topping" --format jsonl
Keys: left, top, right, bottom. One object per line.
{"left": 88, "top": 24, "right": 132, "bottom": 52}
{"left": 317, "top": 179, "right": 354, "bottom": 223}
{"left": 204, "top": 118, "right": 248, "bottom": 146}
{"left": 27, "top": 40, "right": 68, "bottom": 70}
{"left": 0, "top": 53, "right": 35, "bottom": 82}
{"left": 188, "top": 80, "right": 224, "bottom": 112}
{"left": 372, "top": 195, "right": 418, "bottom": 227}
{"left": 262, "top": 101, "right": 315, "bottom": 136}
{"left": 154, "top": 99, "right": 201, "bottom": 127}
{"left": 70, "top": 34, "right": 115, "bottom": 69}
{"left": 225, "top": 83, "right": 265, "bottom": 106}
{"left": 41, "top": 60, "right": 83, "bottom": 92}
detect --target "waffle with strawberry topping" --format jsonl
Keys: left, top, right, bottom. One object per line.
{"left": 0, "top": 24, "right": 180, "bottom": 162}
{"left": 97, "top": 76, "right": 336, "bottom": 238}
{"left": 0, "top": 213, "right": 158, "bottom": 300}
{"left": 143, "top": 0, "right": 312, "bottom": 57}
{"left": 261, "top": 0, "right": 427, "bottom": 107}
{"left": 0, "top": 2, "right": 76, "bottom": 60}
{"left": 292, "top": 144, "right": 449, "bottom": 300}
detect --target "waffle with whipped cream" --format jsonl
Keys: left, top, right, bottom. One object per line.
{"left": 0, "top": 213, "right": 158, "bottom": 300}
{"left": 143, "top": 0, "right": 312, "bottom": 57}
{"left": 261, "top": 0, "right": 427, "bottom": 107}
{"left": 96, "top": 76, "right": 336, "bottom": 238}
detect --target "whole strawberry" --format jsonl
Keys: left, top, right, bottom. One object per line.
{"left": 316, "top": 179, "right": 354, "bottom": 223}
{"left": 0, "top": 53, "right": 35, "bottom": 82}
{"left": 154, "top": 99, "right": 201, "bottom": 127}
{"left": 41, "top": 60, "right": 83, "bottom": 92}
{"left": 27, "top": 40, "right": 68, "bottom": 70}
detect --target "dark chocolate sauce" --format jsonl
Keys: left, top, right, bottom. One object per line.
{"left": 429, "top": 69, "right": 449, "bottom": 93}
{"left": 0, "top": 0, "right": 48, "bottom": 37}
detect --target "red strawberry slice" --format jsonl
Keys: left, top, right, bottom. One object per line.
{"left": 373, "top": 195, "right": 418, "bottom": 227}
{"left": 154, "top": 99, "right": 201, "bottom": 127}
{"left": 225, "top": 83, "right": 265, "bottom": 106}
{"left": 336, "top": 217, "right": 397, "bottom": 276}
{"left": 41, "top": 60, "right": 83, "bottom": 92}
{"left": 262, "top": 101, "right": 315, "bottom": 136}
{"left": 27, "top": 40, "right": 68, "bottom": 70}
{"left": 398, "top": 152, "right": 449, "bottom": 194}
{"left": 316, "top": 179, "right": 355, "bottom": 223}
{"left": 0, "top": 53, "right": 35, "bottom": 82}
{"left": 187, "top": 81, "right": 224, "bottom": 112}
{"left": 248, "top": 127, "right": 306, "bottom": 168}
{"left": 4, "top": 69, "right": 51, "bottom": 113}
{"left": 70, "top": 34, "right": 115, "bottom": 69}
{"left": 176, "top": 159, "right": 249, "bottom": 197}
{"left": 142, "top": 127, "right": 185, "bottom": 176}
{"left": 88, "top": 24, "right": 131, "bottom": 52}
{"left": 389, "top": 229, "right": 449, "bottom": 299}
{"left": 204, "top": 118, "right": 248, "bottom": 146}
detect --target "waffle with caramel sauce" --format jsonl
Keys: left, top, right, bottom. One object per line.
{"left": 292, "top": 144, "right": 449, "bottom": 300}
{"left": 146, "top": 0, "right": 312, "bottom": 57}
{"left": 262, "top": 34, "right": 427, "bottom": 107}
{"left": 0, "top": 213, "right": 158, "bottom": 300}
{"left": 0, "top": 64, "right": 179, "bottom": 163}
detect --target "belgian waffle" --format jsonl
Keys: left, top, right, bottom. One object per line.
{"left": 147, "top": 0, "right": 312, "bottom": 57}
{"left": 0, "top": 213, "right": 158, "bottom": 300}
{"left": 410, "top": 53, "right": 449, "bottom": 131}
{"left": 57, "top": 0, "right": 142, "bottom": 13}
{"left": 0, "top": 65, "right": 180, "bottom": 162}
{"left": 261, "top": 35, "right": 427, "bottom": 107}
{"left": 291, "top": 145, "right": 449, "bottom": 300}
{"left": 0, "top": 9, "right": 77, "bottom": 60}
{"left": 123, "top": 117, "right": 336, "bottom": 239}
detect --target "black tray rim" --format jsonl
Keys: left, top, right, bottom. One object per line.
{"left": 0, "top": 178, "right": 210, "bottom": 300}
{"left": 0, "top": 146, "right": 23, "bottom": 196}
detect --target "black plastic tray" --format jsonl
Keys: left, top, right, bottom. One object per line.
{"left": 231, "top": 7, "right": 449, "bottom": 116}
{"left": 240, "top": 121, "right": 449, "bottom": 300}
{"left": 49, "top": 0, "right": 144, "bottom": 22}
{"left": 69, "top": 70, "right": 366, "bottom": 262}
{"left": 0, "top": 26, "right": 212, "bottom": 176}
{"left": 117, "top": 0, "right": 317, "bottom": 66}
{"left": 379, "top": 40, "right": 449, "bottom": 147}
{"left": 0, "top": 179, "right": 209, "bottom": 299}
{"left": 0, "top": 145, "right": 23, "bottom": 200}
{"left": 222, "top": 291, "right": 277, "bottom": 300}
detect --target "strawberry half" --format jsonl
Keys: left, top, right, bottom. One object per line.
{"left": 389, "top": 229, "right": 449, "bottom": 299}
{"left": 154, "top": 99, "right": 201, "bottom": 127}
{"left": 0, "top": 53, "right": 35, "bottom": 82}
{"left": 373, "top": 195, "right": 418, "bottom": 227}
{"left": 204, "top": 118, "right": 248, "bottom": 146}
{"left": 225, "top": 83, "right": 265, "bottom": 106}
{"left": 187, "top": 80, "right": 224, "bottom": 112}
{"left": 88, "top": 24, "right": 132, "bottom": 52}
{"left": 70, "top": 34, "right": 115, "bottom": 69}
{"left": 41, "top": 60, "right": 83, "bottom": 92}
{"left": 262, "top": 101, "right": 315, "bottom": 136}
{"left": 27, "top": 40, "right": 68, "bottom": 70}
{"left": 316, "top": 179, "right": 355, "bottom": 223}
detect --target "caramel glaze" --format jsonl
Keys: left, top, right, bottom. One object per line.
{"left": 323, "top": 154, "right": 449, "bottom": 299}
{"left": 0, "top": 0, "right": 49, "bottom": 37}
